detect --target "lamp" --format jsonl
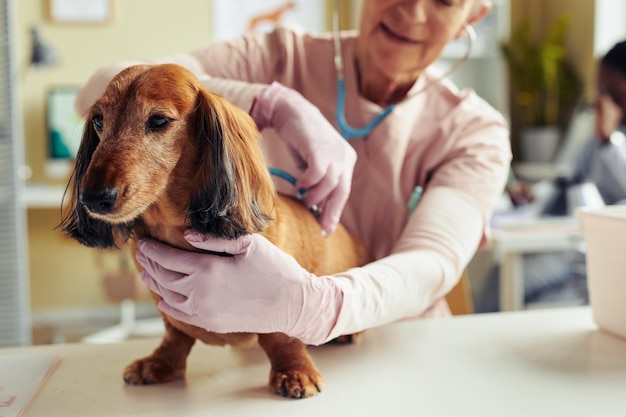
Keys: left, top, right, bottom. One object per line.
{"left": 30, "top": 27, "right": 58, "bottom": 67}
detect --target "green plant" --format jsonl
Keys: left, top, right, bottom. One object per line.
{"left": 501, "top": 15, "right": 583, "bottom": 127}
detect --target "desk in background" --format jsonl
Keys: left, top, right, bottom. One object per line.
{"left": 491, "top": 215, "right": 584, "bottom": 311}
{"left": 2, "top": 307, "right": 625, "bottom": 417}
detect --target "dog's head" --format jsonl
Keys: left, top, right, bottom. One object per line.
{"left": 60, "top": 64, "right": 275, "bottom": 249}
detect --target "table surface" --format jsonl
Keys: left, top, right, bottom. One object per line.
{"left": 3, "top": 306, "right": 626, "bottom": 417}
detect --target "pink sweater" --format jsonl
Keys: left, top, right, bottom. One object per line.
{"left": 76, "top": 26, "right": 511, "bottom": 339}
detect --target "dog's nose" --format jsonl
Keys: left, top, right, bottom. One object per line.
{"left": 80, "top": 188, "right": 118, "bottom": 214}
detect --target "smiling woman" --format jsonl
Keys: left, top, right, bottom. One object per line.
{"left": 332, "top": 0, "right": 478, "bottom": 139}
{"left": 354, "top": 0, "right": 489, "bottom": 106}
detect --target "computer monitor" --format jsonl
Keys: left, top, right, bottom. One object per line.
{"left": 46, "top": 86, "right": 85, "bottom": 178}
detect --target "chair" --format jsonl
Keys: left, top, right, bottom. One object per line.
{"left": 446, "top": 269, "right": 474, "bottom": 315}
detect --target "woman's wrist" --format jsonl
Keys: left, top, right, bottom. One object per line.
{"left": 288, "top": 275, "right": 344, "bottom": 345}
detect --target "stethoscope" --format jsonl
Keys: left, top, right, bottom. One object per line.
{"left": 332, "top": 0, "right": 477, "bottom": 140}
{"left": 271, "top": 1, "right": 477, "bottom": 215}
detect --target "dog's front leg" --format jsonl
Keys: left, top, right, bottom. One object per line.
{"left": 257, "top": 333, "right": 324, "bottom": 399}
{"left": 123, "top": 320, "right": 196, "bottom": 385}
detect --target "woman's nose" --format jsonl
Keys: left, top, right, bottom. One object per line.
{"left": 396, "top": 0, "right": 428, "bottom": 24}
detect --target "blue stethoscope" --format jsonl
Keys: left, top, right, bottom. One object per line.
{"left": 332, "top": 0, "right": 476, "bottom": 140}
{"left": 271, "top": 1, "right": 477, "bottom": 215}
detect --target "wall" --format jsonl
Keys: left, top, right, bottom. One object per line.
{"left": 18, "top": 0, "right": 213, "bottom": 313}
{"left": 546, "top": 1, "right": 596, "bottom": 101}
{"left": 594, "top": 0, "right": 626, "bottom": 58}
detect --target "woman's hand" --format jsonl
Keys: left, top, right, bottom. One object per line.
{"left": 136, "top": 231, "right": 343, "bottom": 345}
{"left": 506, "top": 179, "right": 535, "bottom": 207}
{"left": 251, "top": 82, "right": 357, "bottom": 236}
{"left": 595, "top": 94, "right": 623, "bottom": 143}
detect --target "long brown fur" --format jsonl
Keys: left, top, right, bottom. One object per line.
{"left": 60, "top": 64, "right": 371, "bottom": 399}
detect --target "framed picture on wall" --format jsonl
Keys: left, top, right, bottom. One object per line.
{"left": 47, "top": 0, "right": 113, "bottom": 23}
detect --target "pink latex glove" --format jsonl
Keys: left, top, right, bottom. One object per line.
{"left": 251, "top": 82, "right": 356, "bottom": 236}
{"left": 136, "top": 231, "right": 344, "bottom": 345}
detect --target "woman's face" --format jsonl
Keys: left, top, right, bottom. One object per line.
{"left": 356, "top": 0, "right": 480, "bottom": 79}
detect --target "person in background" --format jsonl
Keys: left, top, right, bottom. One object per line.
{"left": 477, "top": 40, "right": 626, "bottom": 312}
{"left": 76, "top": 0, "right": 510, "bottom": 344}
{"left": 565, "top": 39, "right": 626, "bottom": 205}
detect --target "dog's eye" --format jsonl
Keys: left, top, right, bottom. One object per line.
{"left": 147, "top": 115, "right": 169, "bottom": 131}
{"left": 92, "top": 115, "right": 104, "bottom": 131}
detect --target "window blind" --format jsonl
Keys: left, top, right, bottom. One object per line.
{"left": 0, "top": 0, "right": 32, "bottom": 347}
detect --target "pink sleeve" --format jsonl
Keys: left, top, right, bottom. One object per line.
{"left": 323, "top": 119, "right": 511, "bottom": 341}
{"left": 427, "top": 117, "right": 511, "bottom": 248}
{"left": 325, "top": 186, "right": 484, "bottom": 341}
{"left": 76, "top": 29, "right": 289, "bottom": 116}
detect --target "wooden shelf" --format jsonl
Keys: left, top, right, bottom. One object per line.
{"left": 21, "top": 184, "right": 67, "bottom": 209}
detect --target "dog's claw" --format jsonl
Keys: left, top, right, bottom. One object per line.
{"left": 123, "top": 356, "right": 183, "bottom": 385}
{"left": 271, "top": 370, "right": 324, "bottom": 399}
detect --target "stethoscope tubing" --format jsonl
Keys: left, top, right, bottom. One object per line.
{"left": 271, "top": 2, "right": 477, "bottom": 204}
{"left": 332, "top": 0, "right": 476, "bottom": 139}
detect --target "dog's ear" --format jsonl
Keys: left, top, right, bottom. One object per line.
{"left": 58, "top": 118, "right": 129, "bottom": 248}
{"left": 188, "top": 89, "right": 274, "bottom": 239}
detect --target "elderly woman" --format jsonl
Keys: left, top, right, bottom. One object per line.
{"left": 76, "top": 0, "right": 511, "bottom": 345}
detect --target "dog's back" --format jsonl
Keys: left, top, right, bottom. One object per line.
{"left": 268, "top": 195, "right": 371, "bottom": 274}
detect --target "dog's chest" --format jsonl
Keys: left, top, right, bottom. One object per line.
{"left": 139, "top": 208, "right": 191, "bottom": 250}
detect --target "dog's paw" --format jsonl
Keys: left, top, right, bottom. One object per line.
{"left": 269, "top": 368, "right": 325, "bottom": 399}
{"left": 123, "top": 356, "right": 184, "bottom": 385}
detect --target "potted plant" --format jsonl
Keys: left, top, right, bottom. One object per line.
{"left": 501, "top": 14, "right": 583, "bottom": 162}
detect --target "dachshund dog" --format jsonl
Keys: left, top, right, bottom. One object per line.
{"left": 60, "top": 63, "right": 371, "bottom": 399}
